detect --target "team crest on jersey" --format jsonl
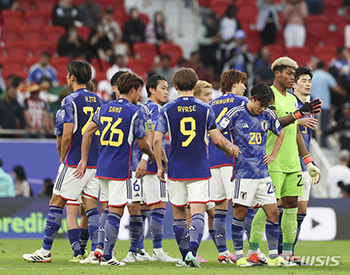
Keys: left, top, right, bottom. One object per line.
{"left": 260, "top": 120, "right": 268, "bottom": 131}
{"left": 183, "top": 97, "right": 188, "bottom": 100}
{"left": 240, "top": 191, "right": 247, "bottom": 200}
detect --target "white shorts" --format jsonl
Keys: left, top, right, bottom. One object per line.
{"left": 99, "top": 178, "right": 108, "bottom": 203}
{"left": 130, "top": 172, "right": 144, "bottom": 203}
{"left": 66, "top": 196, "right": 82, "bottom": 206}
{"left": 206, "top": 201, "right": 215, "bottom": 211}
{"left": 210, "top": 166, "right": 233, "bottom": 202}
{"left": 298, "top": 171, "right": 311, "bottom": 202}
{"left": 99, "top": 178, "right": 132, "bottom": 207}
{"left": 232, "top": 177, "right": 276, "bottom": 208}
{"left": 53, "top": 164, "right": 99, "bottom": 201}
{"left": 143, "top": 173, "right": 168, "bottom": 205}
{"left": 168, "top": 179, "right": 209, "bottom": 207}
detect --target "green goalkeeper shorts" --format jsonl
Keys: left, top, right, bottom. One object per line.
{"left": 270, "top": 171, "right": 303, "bottom": 199}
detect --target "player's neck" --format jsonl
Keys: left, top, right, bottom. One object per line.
{"left": 178, "top": 90, "right": 194, "bottom": 97}
{"left": 72, "top": 84, "right": 86, "bottom": 92}
{"left": 119, "top": 94, "right": 134, "bottom": 103}
{"left": 294, "top": 91, "right": 309, "bottom": 103}
{"left": 273, "top": 81, "right": 287, "bottom": 96}
{"left": 149, "top": 96, "right": 161, "bottom": 105}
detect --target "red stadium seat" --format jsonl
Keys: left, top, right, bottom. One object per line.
{"left": 44, "top": 26, "right": 66, "bottom": 50}
{"left": 210, "top": 0, "right": 230, "bottom": 18}
{"left": 127, "top": 58, "right": 148, "bottom": 80}
{"left": 323, "top": 0, "right": 343, "bottom": 19}
{"left": 306, "top": 15, "right": 330, "bottom": 43}
{"left": 287, "top": 46, "right": 311, "bottom": 66}
{"left": 159, "top": 43, "right": 183, "bottom": 67}
{"left": 77, "top": 26, "right": 91, "bottom": 42}
{"left": 1, "top": 57, "right": 26, "bottom": 78}
{"left": 51, "top": 56, "right": 71, "bottom": 85}
{"left": 244, "top": 30, "right": 261, "bottom": 54}
{"left": 267, "top": 44, "right": 286, "bottom": 63}
{"left": 26, "top": 10, "right": 49, "bottom": 27}
{"left": 90, "top": 58, "right": 103, "bottom": 72}
{"left": 18, "top": 0, "right": 35, "bottom": 10}
{"left": 0, "top": 26, "right": 21, "bottom": 42}
{"left": 236, "top": 2, "right": 258, "bottom": 23}
{"left": 313, "top": 46, "right": 337, "bottom": 66}
{"left": 4, "top": 41, "right": 31, "bottom": 58}
{"left": 30, "top": 41, "right": 55, "bottom": 57}
{"left": 32, "top": 0, "right": 56, "bottom": 14}
{"left": 1, "top": 10, "right": 25, "bottom": 27}
{"left": 133, "top": 42, "right": 157, "bottom": 71}
{"left": 20, "top": 26, "right": 44, "bottom": 43}
{"left": 25, "top": 56, "right": 38, "bottom": 69}
{"left": 198, "top": 0, "right": 210, "bottom": 7}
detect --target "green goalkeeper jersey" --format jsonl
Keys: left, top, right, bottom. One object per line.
{"left": 266, "top": 85, "right": 301, "bottom": 173}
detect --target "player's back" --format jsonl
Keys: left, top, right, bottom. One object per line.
{"left": 94, "top": 98, "right": 145, "bottom": 180}
{"left": 156, "top": 96, "right": 215, "bottom": 180}
{"left": 61, "top": 88, "right": 103, "bottom": 168}
{"left": 208, "top": 93, "right": 248, "bottom": 168}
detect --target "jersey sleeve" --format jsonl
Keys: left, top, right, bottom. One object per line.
{"left": 154, "top": 108, "right": 168, "bottom": 134}
{"left": 268, "top": 110, "right": 282, "bottom": 136}
{"left": 92, "top": 107, "right": 101, "bottom": 126}
{"left": 140, "top": 105, "right": 153, "bottom": 132}
{"left": 54, "top": 109, "right": 64, "bottom": 136}
{"left": 207, "top": 106, "right": 217, "bottom": 130}
{"left": 61, "top": 97, "right": 75, "bottom": 124}
{"left": 134, "top": 109, "right": 146, "bottom": 139}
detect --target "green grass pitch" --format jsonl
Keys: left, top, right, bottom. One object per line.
{"left": 1, "top": 239, "right": 349, "bottom": 275}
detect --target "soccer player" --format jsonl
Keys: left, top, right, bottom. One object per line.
{"left": 217, "top": 82, "right": 288, "bottom": 266}
{"left": 292, "top": 67, "right": 319, "bottom": 258}
{"left": 248, "top": 57, "right": 321, "bottom": 263}
{"left": 75, "top": 72, "right": 155, "bottom": 266}
{"left": 140, "top": 74, "right": 179, "bottom": 262}
{"left": 23, "top": 60, "right": 103, "bottom": 263}
{"left": 153, "top": 68, "right": 239, "bottom": 267}
{"left": 208, "top": 69, "right": 248, "bottom": 263}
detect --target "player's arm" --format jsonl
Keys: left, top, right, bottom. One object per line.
{"left": 153, "top": 130, "right": 166, "bottom": 182}
{"left": 137, "top": 136, "right": 155, "bottom": 163}
{"left": 209, "top": 128, "right": 240, "bottom": 157}
{"left": 73, "top": 121, "right": 99, "bottom": 179}
{"left": 136, "top": 129, "right": 154, "bottom": 178}
{"left": 264, "top": 129, "right": 285, "bottom": 165}
{"left": 60, "top": 122, "right": 74, "bottom": 164}
{"left": 297, "top": 127, "right": 321, "bottom": 184}
{"left": 298, "top": 117, "right": 318, "bottom": 130}
{"left": 56, "top": 136, "right": 62, "bottom": 158}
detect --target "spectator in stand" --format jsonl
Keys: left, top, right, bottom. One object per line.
{"left": 125, "top": 0, "right": 146, "bottom": 12}
{"left": 39, "top": 178, "right": 54, "bottom": 197}
{"left": 27, "top": 52, "right": 58, "bottom": 87}
{"left": 0, "top": 85, "right": 26, "bottom": 136}
{"left": 311, "top": 61, "right": 347, "bottom": 147}
{"left": 256, "top": 0, "right": 285, "bottom": 45}
{"left": 185, "top": 51, "right": 213, "bottom": 84}
{"left": 123, "top": 7, "right": 146, "bottom": 48}
{"left": 78, "top": 0, "right": 101, "bottom": 29}
{"left": 106, "top": 54, "right": 133, "bottom": 81}
{"left": 342, "top": 0, "right": 350, "bottom": 48}
{"left": 283, "top": 0, "right": 308, "bottom": 48}
{"left": 112, "top": 33, "right": 131, "bottom": 57}
{"left": 0, "top": 0, "right": 18, "bottom": 11}
{"left": 196, "top": 12, "right": 221, "bottom": 71}
{"left": 146, "top": 11, "right": 173, "bottom": 46}
{"left": 322, "top": 102, "right": 350, "bottom": 152}
{"left": 338, "top": 181, "right": 350, "bottom": 198}
{"left": 101, "top": 7, "right": 123, "bottom": 45}
{"left": 88, "top": 22, "right": 113, "bottom": 61}
{"left": 49, "top": 89, "right": 69, "bottom": 124}
{"left": 304, "top": 0, "right": 323, "bottom": 14}
{"left": 23, "top": 84, "right": 53, "bottom": 137}
{"left": 254, "top": 46, "right": 274, "bottom": 85}
{"left": 52, "top": 0, "right": 79, "bottom": 30}
{"left": 38, "top": 77, "right": 58, "bottom": 105}
{"left": 58, "top": 25, "right": 87, "bottom": 59}
{"left": 0, "top": 159, "right": 15, "bottom": 197}
{"left": 13, "top": 165, "right": 31, "bottom": 198}
{"left": 327, "top": 150, "right": 350, "bottom": 198}
{"left": 218, "top": 4, "right": 241, "bottom": 74}
{"left": 329, "top": 46, "right": 350, "bottom": 84}
{"left": 154, "top": 55, "right": 175, "bottom": 88}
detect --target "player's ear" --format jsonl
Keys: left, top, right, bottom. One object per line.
{"left": 173, "top": 84, "right": 178, "bottom": 91}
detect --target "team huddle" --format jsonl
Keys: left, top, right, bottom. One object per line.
{"left": 22, "top": 56, "right": 322, "bottom": 268}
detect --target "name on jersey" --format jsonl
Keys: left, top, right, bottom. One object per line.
{"left": 85, "top": 96, "right": 97, "bottom": 102}
{"left": 177, "top": 105, "right": 196, "bottom": 112}
{"left": 108, "top": 106, "right": 122, "bottom": 113}
{"left": 211, "top": 98, "right": 235, "bottom": 106}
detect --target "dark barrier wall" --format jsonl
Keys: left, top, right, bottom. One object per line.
{"left": 0, "top": 198, "right": 349, "bottom": 240}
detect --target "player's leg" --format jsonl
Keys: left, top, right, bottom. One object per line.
{"left": 137, "top": 203, "right": 152, "bottom": 261}
{"left": 78, "top": 205, "right": 89, "bottom": 256}
{"left": 66, "top": 202, "right": 83, "bottom": 262}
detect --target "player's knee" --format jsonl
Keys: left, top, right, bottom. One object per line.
{"left": 233, "top": 205, "right": 248, "bottom": 220}
{"left": 128, "top": 203, "right": 140, "bottom": 215}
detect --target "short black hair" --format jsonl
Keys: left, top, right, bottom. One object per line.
{"left": 146, "top": 74, "right": 167, "bottom": 97}
{"left": 116, "top": 73, "right": 144, "bottom": 95}
{"left": 294, "top": 66, "right": 313, "bottom": 83}
{"left": 67, "top": 60, "right": 91, "bottom": 85}
{"left": 251, "top": 83, "right": 275, "bottom": 107}
{"left": 110, "top": 70, "right": 127, "bottom": 86}
{"left": 41, "top": 51, "right": 50, "bottom": 58}
{"left": 317, "top": 61, "right": 325, "bottom": 69}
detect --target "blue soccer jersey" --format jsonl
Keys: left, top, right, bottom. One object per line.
{"left": 208, "top": 93, "right": 249, "bottom": 168}
{"left": 54, "top": 109, "right": 64, "bottom": 136}
{"left": 295, "top": 95, "right": 313, "bottom": 172}
{"left": 217, "top": 105, "right": 282, "bottom": 179}
{"left": 145, "top": 99, "right": 163, "bottom": 174}
{"left": 155, "top": 96, "right": 216, "bottom": 180}
{"left": 93, "top": 98, "right": 146, "bottom": 180}
{"left": 131, "top": 102, "right": 152, "bottom": 172}
{"left": 61, "top": 88, "right": 103, "bottom": 168}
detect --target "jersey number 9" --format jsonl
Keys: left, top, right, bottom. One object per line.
{"left": 180, "top": 117, "right": 196, "bottom": 147}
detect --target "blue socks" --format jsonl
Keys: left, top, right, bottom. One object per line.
{"left": 86, "top": 208, "right": 99, "bottom": 252}
{"left": 293, "top": 213, "right": 306, "bottom": 253}
{"left": 173, "top": 219, "right": 189, "bottom": 261}
{"left": 150, "top": 208, "right": 165, "bottom": 249}
{"left": 209, "top": 229, "right": 217, "bottom": 247}
{"left": 266, "top": 219, "right": 279, "bottom": 259}
{"left": 278, "top": 206, "right": 283, "bottom": 255}
{"left": 244, "top": 208, "right": 255, "bottom": 242}
{"left": 129, "top": 215, "right": 143, "bottom": 253}
{"left": 138, "top": 209, "right": 149, "bottom": 250}
{"left": 214, "top": 209, "right": 228, "bottom": 253}
{"left": 97, "top": 207, "right": 109, "bottom": 248}
{"left": 79, "top": 227, "right": 89, "bottom": 255}
{"left": 232, "top": 217, "right": 244, "bottom": 260}
{"left": 103, "top": 212, "right": 121, "bottom": 260}
{"left": 67, "top": 228, "right": 81, "bottom": 256}
{"left": 42, "top": 206, "right": 63, "bottom": 251}
{"left": 188, "top": 213, "right": 205, "bottom": 255}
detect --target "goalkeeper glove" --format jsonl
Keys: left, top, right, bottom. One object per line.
{"left": 303, "top": 154, "right": 321, "bottom": 184}
{"left": 292, "top": 98, "right": 322, "bottom": 119}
